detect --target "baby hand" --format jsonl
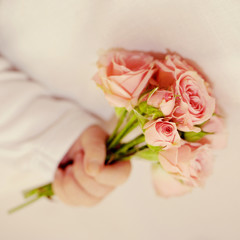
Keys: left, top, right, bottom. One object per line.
{"left": 53, "top": 125, "right": 131, "bottom": 206}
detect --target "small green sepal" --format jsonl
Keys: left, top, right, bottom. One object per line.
{"left": 183, "top": 131, "right": 211, "bottom": 142}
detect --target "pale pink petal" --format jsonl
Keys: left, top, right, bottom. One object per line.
{"left": 159, "top": 155, "right": 179, "bottom": 173}
{"left": 155, "top": 60, "right": 175, "bottom": 88}
{"left": 202, "top": 115, "right": 224, "bottom": 133}
{"left": 132, "top": 67, "right": 156, "bottom": 98}
{"left": 159, "top": 147, "right": 178, "bottom": 165}
{"left": 121, "top": 72, "right": 146, "bottom": 94}
{"left": 107, "top": 78, "right": 131, "bottom": 98}
{"left": 201, "top": 133, "right": 227, "bottom": 149}
{"left": 147, "top": 90, "right": 175, "bottom": 116}
{"left": 144, "top": 120, "right": 180, "bottom": 149}
{"left": 95, "top": 49, "right": 155, "bottom": 109}
{"left": 160, "top": 98, "right": 175, "bottom": 116}
{"left": 105, "top": 93, "right": 129, "bottom": 108}
{"left": 152, "top": 164, "right": 192, "bottom": 198}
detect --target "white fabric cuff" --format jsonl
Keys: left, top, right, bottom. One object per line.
{"left": 31, "top": 108, "right": 99, "bottom": 180}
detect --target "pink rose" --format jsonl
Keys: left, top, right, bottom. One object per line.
{"left": 156, "top": 55, "right": 215, "bottom": 132}
{"left": 147, "top": 90, "right": 175, "bottom": 116}
{"left": 158, "top": 143, "right": 214, "bottom": 188}
{"left": 144, "top": 119, "right": 180, "bottom": 149}
{"left": 94, "top": 49, "right": 155, "bottom": 110}
{"left": 152, "top": 163, "right": 192, "bottom": 198}
{"left": 200, "top": 115, "right": 227, "bottom": 149}
{"left": 150, "top": 54, "right": 192, "bottom": 89}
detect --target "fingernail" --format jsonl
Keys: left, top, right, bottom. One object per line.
{"left": 58, "top": 159, "right": 74, "bottom": 170}
{"left": 86, "top": 162, "right": 100, "bottom": 176}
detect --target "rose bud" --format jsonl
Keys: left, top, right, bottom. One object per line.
{"left": 147, "top": 90, "right": 175, "bottom": 116}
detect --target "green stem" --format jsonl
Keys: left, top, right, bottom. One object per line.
{"left": 23, "top": 188, "right": 39, "bottom": 199}
{"left": 108, "top": 114, "right": 138, "bottom": 149}
{"left": 107, "top": 109, "right": 127, "bottom": 145}
{"left": 115, "top": 134, "right": 145, "bottom": 155}
{"left": 111, "top": 145, "right": 148, "bottom": 163}
{"left": 106, "top": 135, "right": 145, "bottom": 164}
{"left": 8, "top": 196, "right": 43, "bottom": 214}
{"left": 24, "top": 183, "right": 54, "bottom": 198}
{"left": 8, "top": 183, "right": 53, "bottom": 214}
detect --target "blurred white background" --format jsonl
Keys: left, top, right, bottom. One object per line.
{"left": 0, "top": 0, "right": 240, "bottom": 239}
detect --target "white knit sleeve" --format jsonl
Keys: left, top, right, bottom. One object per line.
{"left": 0, "top": 56, "right": 99, "bottom": 193}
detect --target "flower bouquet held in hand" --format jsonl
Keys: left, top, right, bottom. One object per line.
{"left": 9, "top": 49, "right": 226, "bottom": 213}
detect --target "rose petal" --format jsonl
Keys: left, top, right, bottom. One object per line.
{"left": 152, "top": 164, "right": 192, "bottom": 198}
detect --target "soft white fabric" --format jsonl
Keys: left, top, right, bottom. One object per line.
{"left": 0, "top": 1, "right": 239, "bottom": 239}
{"left": 0, "top": 56, "right": 101, "bottom": 192}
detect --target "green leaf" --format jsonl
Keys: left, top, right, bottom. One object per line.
{"left": 151, "top": 109, "right": 164, "bottom": 119}
{"left": 147, "top": 145, "right": 163, "bottom": 152}
{"left": 138, "top": 101, "right": 164, "bottom": 119}
{"left": 138, "top": 101, "right": 148, "bottom": 113}
{"left": 183, "top": 131, "right": 209, "bottom": 142}
{"left": 114, "top": 107, "right": 126, "bottom": 117}
{"left": 146, "top": 105, "right": 164, "bottom": 119}
{"left": 135, "top": 148, "right": 159, "bottom": 161}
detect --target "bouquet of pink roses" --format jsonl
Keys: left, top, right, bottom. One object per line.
{"left": 9, "top": 49, "right": 226, "bottom": 213}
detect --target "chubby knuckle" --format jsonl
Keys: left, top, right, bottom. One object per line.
{"left": 63, "top": 188, "right": 83, "bottom": 206}
{"left": 88, "top": 124, "right": 101, "bottom": 132}
{"left": 93, "top": 143, "right": 106, "bottom": 155}
{"left": 82, "top": 135, "right": 106, "bottom": 150}
{"left": 63, "top": 198, "right": 82, "bottom": 206}
{"left": 93, "top": 186, "right": 113, "bottom": 198}
{"left": 77, "top": 194, "right": 101, "bottom": 206}
{"left": 86, "top": 125, "right": 101, "bottom": 135}
{"left": 87, "top": 125, "right": 107, "bottom": 138}
{"left": 60, "top": 196, "right": 73, "bottom": 205}
{"left": 72, "top": 162, "right": 81, "bottom": 178}
{"left": 84, "top": 145, "right": 106, "bottom": 164}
